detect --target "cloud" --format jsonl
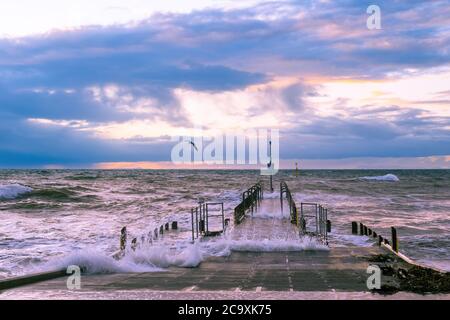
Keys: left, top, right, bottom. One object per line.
{"left": 0, "top": 1, "right": 449, "bottom": 167}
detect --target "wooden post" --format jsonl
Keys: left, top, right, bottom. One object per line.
{"left": 391, "top": 227, "right": 398, "bottom": 252}
{"left": 120, "top": 226, "right": 127, "bottom": 251}
{"left": 159, "top": 225, "right": 164, "bottom": 235}
{"left": 363, "top": 225, "right": 368, "bottom": 236}
{"left": 351, "top": 222, "right": 358, "bottom": 235}
{"left": 131, "top": 238, "right": 137, "bottom": 251}
{"left": 154, "top": 228, "right": 158, "bottom": 239}
{"left": 165, "top": 223, "right": 169, "bottom": 231}
{"left": 378, "top": 235, "right": 383, "bottom": 246}
{"left": 171, "top": 221, "right": 178, "bottom": 230}
{"left": 368, "top": 228, "right": 372, "bottom": 236}
{"left": 326, "top": 220, "right": 331, "bottom": 233}
{"left": 359, "top": 223, "right": 364, "bottom": 235}
{"left": 373, "top": 231, "right": 377, "bottom": 238}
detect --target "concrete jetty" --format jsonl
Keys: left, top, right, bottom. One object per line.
{"left": 1, "top": 182, "right": 449, "bottom": 299}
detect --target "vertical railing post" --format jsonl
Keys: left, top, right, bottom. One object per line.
{"left": 191, "top": 208, "right": 195, "bottom": 243}
{"left": 205, "top": 203, "right": 209, "bottom": 234}
{"left": 315, "top": 205, "right": 319, "bottom": 234}
{"left": 221, "top": 202, "right": 225, "bottom": 232}
{"left": 195, "top": 207, "right": 199, "bottom": 238}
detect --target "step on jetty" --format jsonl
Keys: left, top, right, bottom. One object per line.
{"left": 1, "top": 181, "right": 449, "bottom": 299}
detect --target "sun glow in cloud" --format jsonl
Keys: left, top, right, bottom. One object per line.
{"left": 309, "top": 67, "right": 450, "bottom": 117}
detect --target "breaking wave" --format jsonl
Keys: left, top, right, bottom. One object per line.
{"left": 0, "top": 184, "right": 33, "bottom": 199}
{"left": 36, "top": 244, "right": 204, "bottom": 275}
{"left": 360, "top": 173, "right": 399, "bottom": 182}
{"left": 34, "top": 236, "right": 328, "bottom": 275}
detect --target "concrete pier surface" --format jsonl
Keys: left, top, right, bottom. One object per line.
{"left": 1, "top": 247, "right": 449, "bottom": 299}
{"left": 1, "top": 195, "right": 449, "bottom": 299}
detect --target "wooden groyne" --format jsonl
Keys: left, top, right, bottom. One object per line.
{"left": 352, "top": 221, "right": 448, "bottom": 273}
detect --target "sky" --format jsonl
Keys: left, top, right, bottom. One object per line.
{"left": 0, "top": 0, "right": 449, "bottom": 169}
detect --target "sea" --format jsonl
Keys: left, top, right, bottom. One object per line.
{"left": 0, "top": 169, "right": 448, "bottom": 279}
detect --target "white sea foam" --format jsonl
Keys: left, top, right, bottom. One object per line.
{"left": 330, "top": 234, "right": 374, "bottom": 247}
{"left": 223, "top": 237, "right": 329, "bottom": 252}
{"left": 128, "top": 243, "right": 203, "bottom": 268}
{"left": 36, "top": 249, "right": 159, "bottom": 274}
{"left": 0, "top": 184, "right": 33, "bottom": 199}
{"left": 263, "top": 192, "right": 280, "bottom": 199}
{"left": 253, "top": 207, "right": 289, "bottom": 219}
{"left": 203, "top": 236, "right": 329, "bottom": 257}
{"left": 35, "top": 244, "right": 204, "bottom": 275}
{"left": 35, "top": 236, "right": 328, "bottom": 275}
{"left": 360, "top": 174, "right": 399, "bottom": 182}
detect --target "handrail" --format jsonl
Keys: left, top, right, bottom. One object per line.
{"left": 234, "top": 183, "right": 263, "bottom": 225}
{"left": 191, "top": 201, "right": 225, "bottom": 241}
{"left": 281, "top": 181, "right": 330, "bottom": 244}
{"left": 280, "top": 181, "right": 302, "bottom": 228}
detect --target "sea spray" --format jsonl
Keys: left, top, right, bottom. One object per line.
{"left": 127, "top": 242, "right": 203, "bottom": 268}
{"left": 33, "top": 236, "right": 328, "bottom": 275}
{"left": 36, "top": 249, "right": 161, "bottom": 274}
{"left": 34, "top": 243, "right": 204, "bottom": 275}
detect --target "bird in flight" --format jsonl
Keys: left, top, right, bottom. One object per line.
{"left": 186, "top": 139, "right": 198, "bottom": 151}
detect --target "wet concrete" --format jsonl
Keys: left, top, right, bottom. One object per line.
{"left": 0, "top": 246, "right": 407, "bottom": 297}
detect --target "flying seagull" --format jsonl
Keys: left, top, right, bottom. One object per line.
{"left": 186, "top": 139, "right": 198, "bottom": 151}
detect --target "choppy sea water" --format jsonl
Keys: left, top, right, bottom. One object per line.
{"left": 0, "top": 169, "right": 448, "bottom": 278}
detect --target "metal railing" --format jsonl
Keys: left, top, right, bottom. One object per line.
{"left": 300, "top": 202, "right": 329, "bottom": 244}
{"left": 280, "top": 181, "right": 300, "bottom": 226}
{"left": 234, "top": 183, "right": 263, "bottom": 225}
{"left": 280, "top": 181, "right": 330, "bottom": 244}
{"left": 191, "top": 201, "right": 225, "bottom": 242}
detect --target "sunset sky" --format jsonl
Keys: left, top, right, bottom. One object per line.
{"left": 0, "top": 0, "right": 449, "bottom": 169}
